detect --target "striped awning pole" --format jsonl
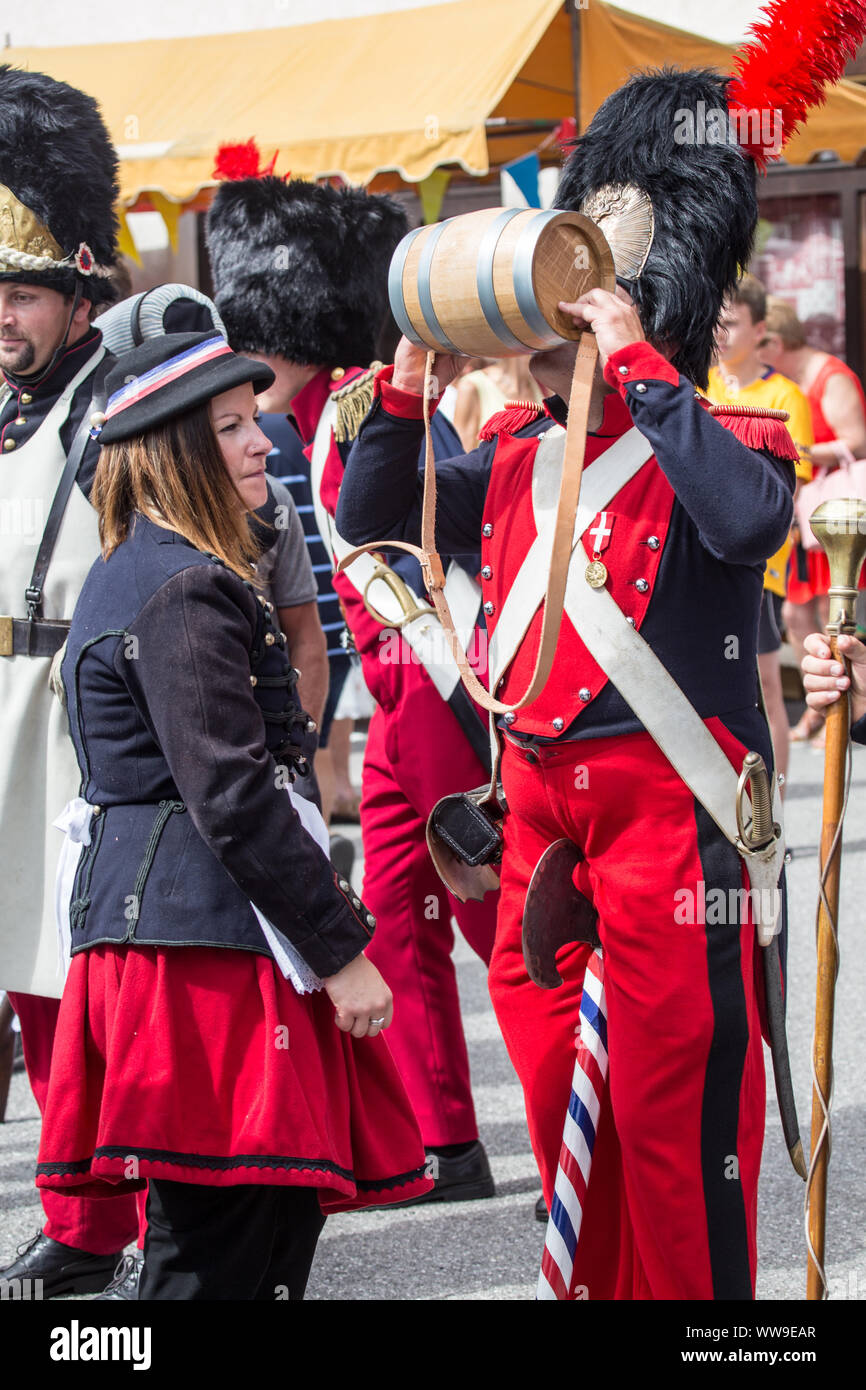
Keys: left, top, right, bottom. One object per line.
{"left": 537, "top": 947, "right": 608, "bottom": 1300}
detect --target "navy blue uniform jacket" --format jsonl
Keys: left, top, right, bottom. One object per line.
{"left": 62, "top": 514, "right": 374, "bottom": 977}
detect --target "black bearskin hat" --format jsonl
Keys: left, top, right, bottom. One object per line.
{"left": 556, "top": 69, "right": 758, "bottom": 389}
{"left": 0, "top": 65, "right": 119, "bottom": 304}
{"left": 206, "top": 178, "right": 408, "bottom": 368}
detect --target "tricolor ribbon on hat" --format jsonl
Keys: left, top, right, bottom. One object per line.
{"left": 100, "top": 334, "right": 233, "bottom": 428}
{"left": 537, "top": 947, "right": 608, "bottom": 1301}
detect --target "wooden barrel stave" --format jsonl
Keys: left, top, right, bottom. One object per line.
{"left": 390, "top": 206, "right": 616, "bottom": 358}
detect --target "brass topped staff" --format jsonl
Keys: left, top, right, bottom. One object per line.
{"left": 805, "top": 497, "right": 866, "bottom": 1299}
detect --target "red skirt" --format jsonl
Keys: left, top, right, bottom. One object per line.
{"left": 787, "top": 548, "right": 866, "bottom": 605}
{"left": 36, "top": 944, "right": 432, "bottom": 1213}
{"left": 787, "top": 547, "right": 830, "bottom": 605}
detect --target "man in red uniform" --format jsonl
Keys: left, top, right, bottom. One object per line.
{"left": 336, "top": 65, "right": 805, "bottom": 1297}
{"left": 206, "top": 165, "right": 497, "bottom": 1197}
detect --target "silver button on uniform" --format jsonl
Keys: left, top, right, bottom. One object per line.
{"left": 635, "top": 578, "right": 649, "bottom": 593}
{"left": 647, "top": 535, "right": 660, "bottom": 551}
{"left": 552, "top": 717, "right": 564, "bottom": 731}
{"left": 579, "top": 687, "right": 591, "bottom": 702}
{"left": 634, "top": 383, "right": 648, "bottom": 394}
{"left": 483, "top": 601, "right": 495, "bottom": 616}
{"left": 504, "top": 711, "right": 516, "bottom": 725}
{"left": 481, "top": 565, "right": 492, "bottom": 580}
{"left": 482, "top": 523, "right": 493, "bottom": 538}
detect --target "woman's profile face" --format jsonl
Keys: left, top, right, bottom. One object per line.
{"left": 210, "top": 382, "right": 273, "bottom": 511}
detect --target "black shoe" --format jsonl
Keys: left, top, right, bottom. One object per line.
{"left": 0, "top": 1230, "right": 123, "bottom": 1298}
{"left": 94, "top": 1251, "right": 143, "bottom": 1300}
{"left": 535, "top": 1193, "right": 549, "bottom": 1223}
{"left": 400, "top": 1141, "right": 495, "bottom": 1206}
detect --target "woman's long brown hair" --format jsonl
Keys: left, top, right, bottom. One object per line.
{"left": 91, "top": 402, "right": 260, "bottom": 580}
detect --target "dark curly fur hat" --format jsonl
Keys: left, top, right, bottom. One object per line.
{"left": 556, "top": 69, "right": 758, "bottom": 389}
{"left": 206, "top": 178, "right": 408, "bottom": 368}
{"left": 0, "top": 65, "right": 119, "bottom": 304}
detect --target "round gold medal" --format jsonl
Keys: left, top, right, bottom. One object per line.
{"left": 585, "top": 559, "right": 608, "bottom": 589}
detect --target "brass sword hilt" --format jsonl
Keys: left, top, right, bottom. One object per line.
{"left": 362, "top": 562, "right": 433, "bottom": 628}
{"left": 736, "top": 751, "right": 779, "bottom": 852}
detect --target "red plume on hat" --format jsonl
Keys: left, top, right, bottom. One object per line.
{"left": 213, "top": 138, "right": 280, "bottom": 181}
{"left": 728, "top": 0, "right": 866, "bottom": 169}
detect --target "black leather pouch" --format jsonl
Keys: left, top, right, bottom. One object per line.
{"left": 428, "top": 785, "right": 506, "bottom": 867}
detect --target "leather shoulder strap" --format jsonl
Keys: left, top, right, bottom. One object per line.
{"left": 337, "top": 335, "right": 599, "bottom": 718}
{"left": 26, "top": 358, "right": 109, "bottom": 619}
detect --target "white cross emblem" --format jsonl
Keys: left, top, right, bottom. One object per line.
{"left": 588, "top": 512, "right": 613, "bottom": 552}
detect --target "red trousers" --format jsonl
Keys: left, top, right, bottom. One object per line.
{"left": 488, "top": 721, "right": 766, "bottom": 1300}
{"left": 360, "top": 663, "right": 497, "bottom": 1147}
{"left": 8, "top": 991, "right": 142, "bottom": 1254}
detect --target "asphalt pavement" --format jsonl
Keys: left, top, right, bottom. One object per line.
{"left": 2, "top": 732, "right": 865, "bottom": 1301}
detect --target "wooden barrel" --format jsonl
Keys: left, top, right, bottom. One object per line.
{"left": 389, "top": 206, "right": 616, "bottom": 358}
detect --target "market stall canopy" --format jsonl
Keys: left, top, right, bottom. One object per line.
{"left": 581, "top": 3, "right": 866, "bottom": 165}
{"left": 3, "top": 0, "right": 565, "bottom": 206}
{"left": 5, "top": 0, "right": 866, "bottom": 211}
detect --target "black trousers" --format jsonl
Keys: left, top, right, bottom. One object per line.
{"left": 139, "top": 1179, "right": 326, "bottom": 1301}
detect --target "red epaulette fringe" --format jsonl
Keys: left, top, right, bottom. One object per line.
{"left": 709, "top": 403, "right": 800, "bottom": 461}
{"left": 478, "top": 399, "right": 544, "bottom": 441}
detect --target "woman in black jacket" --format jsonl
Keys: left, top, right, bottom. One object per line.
{"left": 36, "top": 333, "right": 430, "bottom": 1300}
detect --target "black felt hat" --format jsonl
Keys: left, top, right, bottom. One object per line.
{"left": 556, "top": 68, "right": 758, "bottom": 390}
{"left": 206, "top": 176, "right": 408, "bottom": 368}
{"left": 0, "top": 66, "right": 119, "bottom": 305}
{"left": 96, "top": 332, "right": 275, "bottom": 444}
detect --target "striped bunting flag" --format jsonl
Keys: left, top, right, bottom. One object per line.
{"left": 537, "top": 947, "right": 608, "bottom": 1300}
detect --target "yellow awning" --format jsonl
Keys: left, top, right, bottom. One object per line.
{"left": 4, "top": 0, "right": 564, "bottom": 206}
{"left": 581, "top": 3, "right": 866, "bottom": 166}
{"left": 5, "top": 0, "right": 866, "bottom": 212}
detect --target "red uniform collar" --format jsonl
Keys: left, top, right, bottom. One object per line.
{"left": 290, "top": 367, "right": 333, "bottom": 444}
{"left": 291, "top": 364, "right": 371, "bottom": 444}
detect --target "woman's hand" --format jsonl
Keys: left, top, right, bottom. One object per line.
{"left": 322, "top": 953, "right": 394, "bottom": 1038}
{"left": 558, "top": 287, "right": 645, "bottom": 369}
{"left": 392, "top": 336, "right": 462, "bottom": 400}
{"left": 802, "top": 631, "right": 866, "bottom": 725}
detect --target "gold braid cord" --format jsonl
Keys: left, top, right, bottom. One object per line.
{"left": 332, "top": 362, "right": 383, "bottom": 443}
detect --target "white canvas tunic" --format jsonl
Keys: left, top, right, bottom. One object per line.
{"left": 0, "top": 345, "right": 103, "bottom": 997}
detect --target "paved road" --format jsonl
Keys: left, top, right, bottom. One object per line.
{"left": 2, "top": 735, "right": 865, "bottom": 1301}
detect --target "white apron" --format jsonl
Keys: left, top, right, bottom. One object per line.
{"left": 0, "top": 346, "right": 104, "bottom": 997}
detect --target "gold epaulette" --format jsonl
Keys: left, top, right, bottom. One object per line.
{"left": 333, "top": 361, "right": 384, "bottom": 443}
